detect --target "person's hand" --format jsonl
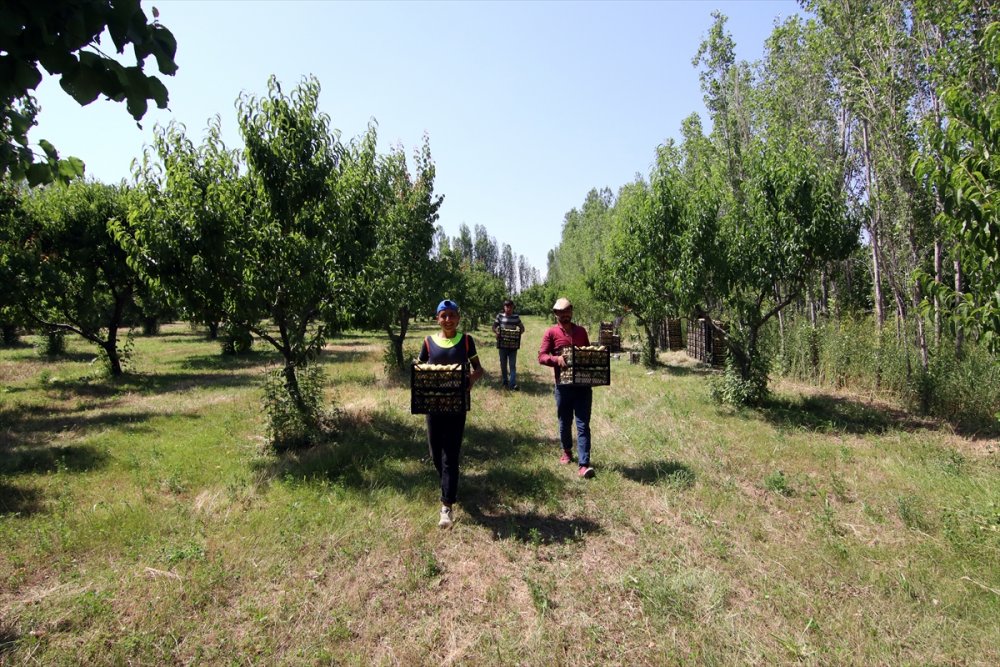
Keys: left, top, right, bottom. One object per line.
{"left": 556, "top": 355, "right": 567, "bottom": 368}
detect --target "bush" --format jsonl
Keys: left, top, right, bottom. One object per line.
{"left": 263, "top": 364, "right": 329, "bottom": 450}
{"left": 220, "top": 322, "right": 253, "bottom": 355}
{"left": 383, "top": 337, "right": 422, "bottom": 378}
{"left": 776, "top": 315, "right": 1000, "bottom": 431}
{"left": 1, "top": 323, "right": 18, "bottom": 346}
{"left": 38, "top": 330, "right": 66, "bottom": 356}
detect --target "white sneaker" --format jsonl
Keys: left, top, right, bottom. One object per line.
{"left": 438, "top": 506, "right": 453, "bottom": 529}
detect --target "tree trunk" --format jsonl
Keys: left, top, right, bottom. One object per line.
{"left": 954, "top": 257, "right": 964, "bottom": 357}
{"left": 862, "top": 122, "right": 886, "bottom": 329}
{"left": 774, "top": 283, "right": 785, "bottom": 361}
{"left": 820, "top": 268, "right": 829, "bottom": 316}
{"left": 207, "top": 321, "right": 220, "bottom": 340}
{"left": 642, "top": 320, "right": 657, "bottom": 368}
{"left": 282, "top": 362, "right": 308, "bottom": 416}
{"left": 103, "top": 336, "right": 123, "bottom": 376}
{"left": 1, "top": 323, "right": 17, "bottom": 347}
{"left": 934, "top": 237, "right": 943, "bottom": 348}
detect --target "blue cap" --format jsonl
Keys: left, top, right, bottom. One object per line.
{"left": 436, "top": 299, "right": 460, "bottom": 314}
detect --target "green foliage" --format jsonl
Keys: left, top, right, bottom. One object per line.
{"left": 546, "top": 188, "right": 616, "bottom": 322}
{"left": 359, "top": 138, "right": 443, "bottom": 370}
{"left": 459, "top": 266, "right": 507, "bottom": 331}
{"left": 591, "top": 144, "right": 688, "bottom": 366}
{"left": 13, "top": 180, "right": 140, "bottom": 375}
{"left": 124, "top": 117, "right": 241, "bottom": 337}
{"left": 125, "top": 75, "right": 384, "bottom": 417}
{"left": 913, "top": 21, "right": 1000, "bottom": 355}
{"left": 763, "top": 470, "right": 793, "bottom": 496}
{"left": 711, "top": 353, "right": 771, "bottom": 407}
{"left": 219, "top": 322, "right": 253, "bottom": 356}
{"left": 516, "top": 281, "right": 556, "bottom": 316}
{"left": 262, "top": 364, "right": 329, "bottom": 451}
{"left": 777, "top": 315, "right": 1000, "bottom": 430}
{"left": 37, "top": 329, "right": 66, "bottom": 356}
{"left": 0, "top": 0, "right": 178, "bottom": 185}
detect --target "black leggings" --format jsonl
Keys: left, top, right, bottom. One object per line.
{"left": 426, "top": 413, "right": 466, "bottom": 505}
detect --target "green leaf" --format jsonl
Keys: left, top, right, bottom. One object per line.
{"left": 59, "top": 66, "right": 103, "bottom": 106}
{"left": 13, "top": 60, "right": 43, "bottom": 93}
{"left": 39, "top": 139, "right": 58, "bottom": 161}
{"left": 26, "top": 162, "right": 52, "bottom": 187}
{"left": 57, "top": 156, "right": 86, "bottom": 181}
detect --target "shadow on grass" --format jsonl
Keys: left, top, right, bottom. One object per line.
{"left": 22, "top": 350, "right": 98, "bottom": 364}
{"left": 657, "top": 363, "right": 714, "bottom": 377}
{"left": 320, "top": 348, "right": 374, "bottom": 364}
{"left": 462, "top": 502, "right": 601, "bottom": 544}
{"left": 41, "top": 370, "right": 258, "bottom": 398}
{"left": 0, "top": 480, "right": 44, "bottom": 517}
{"left": 175, "top": 352, "right": 277, "bottom": 371}
{"left": 616, "top": 459, "right": 696, "bottom": 488}
{"left": 759, "top": 392, "right": 933, "bottom": 436}
{"left": 272, "top": 412, "right": 599, "bottom": 542}
{"left": 0, "top": 402, "right": 163, "bottom": 468}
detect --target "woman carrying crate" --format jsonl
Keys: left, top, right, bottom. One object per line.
{"left": 417, "top": 299, "right": 484, "bottom": 528}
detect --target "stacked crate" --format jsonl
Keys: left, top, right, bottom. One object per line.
{"left": 598, "top": 322, "right": 621, "bottom": 352}
{"left": 410, "top": 363, "right": 470, "bottom": 414}
{"left": 559, "top": 346, "right": 611, "bottom": 386}
{"left": 657, "top": 318, "right": 684, "bottom": 351}
{"left": 685, "top": 318, "right": 727, "bottom": 367}
{"left": 497, "top": 327, "right": 521, "bottom": 350}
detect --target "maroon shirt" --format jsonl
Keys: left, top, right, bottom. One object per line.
{"left": 538, "top": 323, "right": 590, "bottom": 383}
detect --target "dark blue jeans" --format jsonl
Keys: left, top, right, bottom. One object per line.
{"left": 554, "top": 384, "right": 592, "bottom": 466}
{"left": 498, "top": 348, "right": 518, "bottom": 387}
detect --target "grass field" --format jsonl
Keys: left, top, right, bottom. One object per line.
{"left": 1, "top": 318, "right": 998, "bottom": 665}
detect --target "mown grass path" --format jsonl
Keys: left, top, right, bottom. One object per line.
{"left": 1, "top": 319, "right": 998, "bottom": 665}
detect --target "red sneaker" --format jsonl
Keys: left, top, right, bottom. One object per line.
{"left": 578, "top": 465, "right": 595, "bottom": 478}
{"left": 559, "top": 451, "right": 572, "bottom": 465}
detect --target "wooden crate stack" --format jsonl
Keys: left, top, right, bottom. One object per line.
{"left": 410, "top": 363, "right": 470, "bottom": 414}
{"left": 598, "top": 321, "right": 621, "bottom": 352}
{"left": 497, "top": 327, "right": 521, "bottom": 350}
{"left": 559, "top": 346, "right": 611, "bottom": 386}
{"left": 685, "top": 318, "right": 727, "bottom": 367}
{"left": 657, "top": 318, "right": 683, "bottom": 351}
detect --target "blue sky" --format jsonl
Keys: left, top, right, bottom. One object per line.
{"left": 31, "top": 0, "right": 801, "bottom": 277}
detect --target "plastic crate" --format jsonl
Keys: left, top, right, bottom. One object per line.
{"left": 558, "top": 346, "right": 611, "bottom": 386}
{"left": 497, "top": 327, "right": 521, "bottom": 350}
{"left": 410, "top": 363, "right": 470, "bottom": 414}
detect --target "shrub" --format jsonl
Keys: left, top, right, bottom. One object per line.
{"left": 220, "top": 322, "right": 253, "bottom": 355}
{"left": 775, "top": 315, "right": 1000, "bottom": 431}
{"left": 263, "top": 364, "right": 329, "bottom": 450}
{"left": 38, "top": 329, "right": 66, "bottom": 356}
{"left": 1, "top": 323, "right": 18, "bottom": 346}
{"left": 711, "top": 353, "right": 771, "bottom": 406}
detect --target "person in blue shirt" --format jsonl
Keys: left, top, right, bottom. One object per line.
{"left": 418, "top": 299, "right": 484, "bottom": 528}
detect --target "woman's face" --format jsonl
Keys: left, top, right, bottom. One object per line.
{"left": 437, "top": 309, "right": 460, "bottom": 332}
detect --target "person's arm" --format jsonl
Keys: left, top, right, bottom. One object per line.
{"left": 469, "top": 354, "right": 484, "bottom": 387}
{"left": 538, "top": 329, "right": 566, "bottom": 367}
{"left": 517, "top": 315, "right": 525, "bottom": 333}
{"left": 467, "top": 336, "right": 484, "bottom": 387}
{"left": 492, "top": 314, "right": 500, "bottom": 336}
{"left": 418, "top": 337, "right": 429, "bottom": 363}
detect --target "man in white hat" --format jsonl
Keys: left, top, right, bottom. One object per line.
{"left": 538, "top": 297, "right": 595, "bottom": 478}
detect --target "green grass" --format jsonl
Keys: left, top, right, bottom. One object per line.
{"left": 1, "top": 319, "right": 998, "bottom": 665}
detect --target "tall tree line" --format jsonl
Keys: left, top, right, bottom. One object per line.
{"left": 546, "top": 1, "right": 999, "bottom": 404}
